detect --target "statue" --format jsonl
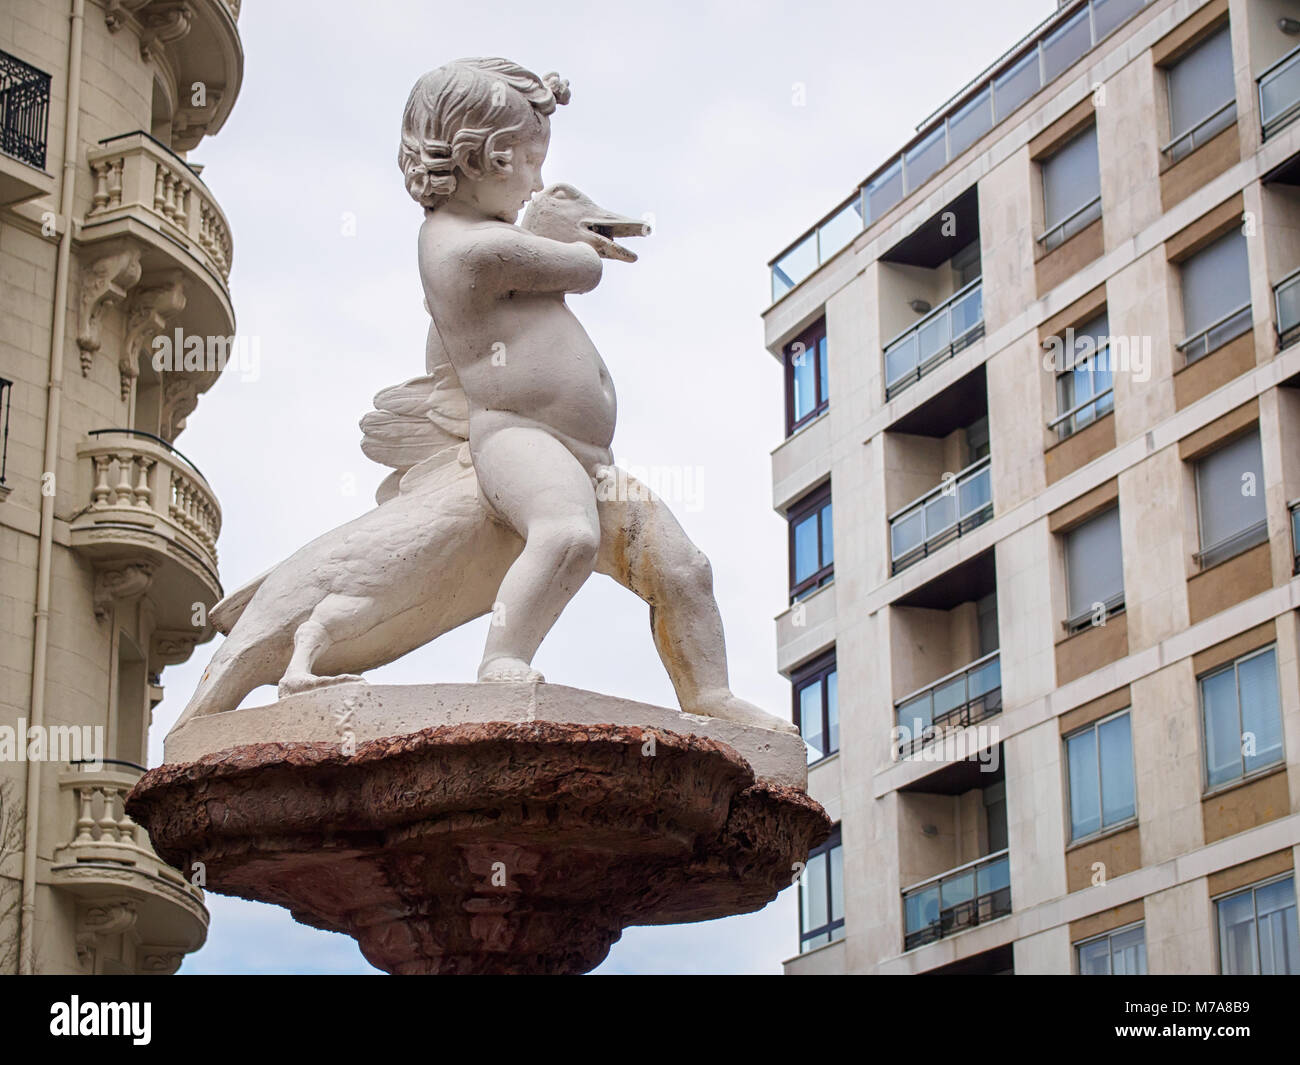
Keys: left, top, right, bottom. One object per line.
{"left": 173, "top": 58, "right": 793, "bottom": 736}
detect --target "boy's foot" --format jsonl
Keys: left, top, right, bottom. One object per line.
{"left": 278, "top": 672, "right": 367, "bottom": 697}
{"left": 689, "top": 690, "right": 800, "bottom": 735}
{"left": 478, "top": 656, "right": 546, "bottom": 684}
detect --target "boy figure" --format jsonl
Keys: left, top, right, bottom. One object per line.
{"left": 398, "top": 58, "right": 792, "bottom": 732}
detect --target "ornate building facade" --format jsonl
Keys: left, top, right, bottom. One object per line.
{"left": 0, "top": 0, "right": 243, "bottom": 973}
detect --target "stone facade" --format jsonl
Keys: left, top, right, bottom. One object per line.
{"left": 766, "top": 0, "right": 1300, "bottom": 974}
{"left": 0, "top": 0, "right": 244, "bottom": 973}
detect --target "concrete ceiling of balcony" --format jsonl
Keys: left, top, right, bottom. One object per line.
{"left": 899, "top": 747, "right": 1004, "bottom": 795}
{"left": 894, "top": 547, "right": 997, "bottom": 612}
{"left": 1263, "top": 148, "right": 1300, "bottom": 188}
{"left": 880, "top": 187, "right": 979, "bottom": 269}
{"left": 888, "top": 362, "right": 988, "bottom": 438}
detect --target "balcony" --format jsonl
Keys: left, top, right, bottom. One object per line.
{"left": 0, "top": 48, "right": 54, "bottom": 205}
{"left": 69, "top": 429, "right": 222, "bottom": 641}
{"left": 895, "top": 651, "right": 1002, "bottom": 758}
{"left": 767, "top": 0, "right": 1151, "bottom": 301}
{"left": 889, "top": 454, "right": 992, "bottom": 574}
{"left": 1278, "top": 268, "right": 1300, "bottom": 350}
{"left": 51, "top": 763, "right": 208, "bottom": 973}
{"left": 884, "top": 280, "right": 984, "bottom": 399}
{"left": 1259, "top": 43, "right": 1300, "bottom": 140}
{"left": 902, "top": 849, "right": 1011, "bottom": 951}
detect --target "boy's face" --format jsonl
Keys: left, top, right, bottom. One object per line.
{"left": 481, "top": 116, "right": 550, "bottom": 223}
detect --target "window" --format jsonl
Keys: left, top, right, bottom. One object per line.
{"left": 799, "top": 825, "right": 844, "bottom": 953}
{"left": 784, "top": 319, "right": 828, "bottom": 435}
{"left": 1063, "top": 506, "right": 1124, "bottom": 631}
{"left": 793, "top": 652, "right": 837, "bottom": 766}
{"left": 1077, "top": 921, "right": 1147, "bottom": 974}
{"left": 1200, "top": 645, "right": 1284, "bottom": 790}
{"left": 1040, "top": 126, "right": 1102, "bottom": 251}
{"left": 1053, "top": 311, "right": 1114, "bottom": 439}
{"left": 1194, "top": 429, "right": 1267, "bottom": 568}
{"left": 1179, "top": 230, "right": 1252, "bottom": 363}
{"left": 1065, "top": 710, "right": 1136, "bottom": 841}
{"left": 1164, "top": 26, "right": 1236, "bottom": 163}
{"left": 789, "top": 484, "right": 833, "bottom": 601}
{"left": 1216, "top": 875, "right": 1299, "bottom": 975}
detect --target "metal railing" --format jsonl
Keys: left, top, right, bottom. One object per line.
{"left": 1049, "top": 385, "right": 1114, "bottom": 440}
{"left": 884, "top": 279, "right": 984, "bottom": 399}
{"left": 767, "top": 0, "right": 1150, "bottom": 301}
{"left": 889, "top": 454, "right": 993, "bottom": 574}
{"left": 1064, "top": 590, "right": 1124, "bottom": 635}
{"left": 1259, "top": 43, "right": 1300, "bottom": 141}
{"left": 1177, "top": 302, "right": 1252, "bottom": 365}
{"left": 903, "top": 850, "right": 1011, "bottom": 951}
{"left": 1194, "top": 518, "right": 1269, "bottom": 571}
{"left": 1277, "top": 267, "right": 1300, "bottom": 350}
{"left": 88, "top": 427, "right": 206, "bottom": 483}
{"left": 1038, "top": 194, "right": 1102, "bottom": 252}
{"left": 1290, "top": 501, "right": 1300, "bottom": 575}
{"left": 895, "top": 651, "right": 1002, "bottom": 758}
{"left": 1161, "top": 99, "right": 1237, "bottom": 163}
{"left": 0, "top": 49, "right": 51, "bottom": 170}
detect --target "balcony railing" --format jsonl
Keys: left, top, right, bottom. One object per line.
{"left": 0, "top": 49, "right": 51, "bottom": 170}
{"left": 903, "top": 849, "right": 1011, "bottom": 951}
{"left": 884, "top": 279, "right": 984, "bottom": 399}
{"left": 1289, "top": 501, "right": 1300, "bottom": 575}
{"left": 1259, "top": 43, "right": 1300, "bottom": 140}
{"left": 1038, "top": 194, "right": 1102, "bottom": 253}
{"left": 1277, "top": 267, "right": 1300, "bottom": 350}
{"left": 1162, "top": 99, "right": 1237, "bottom": 164}
{"left": 74, "top": 428, "right": 221, "bottom": 574}
{"left": 767, "top": 0, "right": 1150, "bottom": 301}
{"left": 1177, "top": 302, "right": 1252, "bottom": 365}
{"left": 895, "top": 651, "right": 1002, "bottom": 758}
{"left": 85, "top": 131, "right": 233, "bottom": 283}
{"left": 1049, "top": 341, "right": 1114, "bottom": 439}
{"left": 0, "top": 376, "right": 11, "bottom": 488}
{"left": 889, "top": 454, "right": 992, "bottom": 574}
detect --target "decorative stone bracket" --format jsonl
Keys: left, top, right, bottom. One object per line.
{"left": 93, "top": 562, "right": 156, "bottom": 621}
{"left": 122, "top": 273, "right": 187, "bottom": 400}
{"left": 75, "top": 900, "right": 138, "bottom": 971}
{"left": 77, "top": 249, "right": 142, "bottom": 377}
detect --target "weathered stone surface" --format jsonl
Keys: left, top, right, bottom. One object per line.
{"left": 128, "top": 721, "right": 830, "bottom": 975}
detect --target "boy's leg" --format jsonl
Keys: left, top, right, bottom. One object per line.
{"left": 473, "top": 426, "right": 602, "bottom": 681}
{"left": 594, "top": 472, "right": 797, "bottom": 733}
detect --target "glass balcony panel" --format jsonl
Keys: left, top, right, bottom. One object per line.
{"left": 771, "top": 232, "right": 817, "bottom": 302}
{"left": 958, "top": 464, "right": 991, "bottom": 519}
{"left": 923, "top": 490, "right": 957, "bottom": 538}
{"left": 932, "top": 674, "right": 968, "bottom": 719}
{"left": 898, "top": 692, "right": 934, "bottom": 736}
{"left": 1092, "top": 0, "right": 1144, "bottom": 41}
{"left": 885, "top": 332, "right": 919, "bottom": 390}
{"left": 904, "top": 883, "right": 940, "bottom": 935}
{"left": 948, "top": 87, "right": 992, "bottom": 157}
{"left": 969, "top": 656, "right": 1001, "bottom": 699}
{"left": 993, "top": 49, "right": 1041, "bottom": 120}
{"left": 891, "top": 507, "right": 925, "bottom": 559}
{"left": 1042, "top": 8, "right": 1091, "bottom": 81}
{"left": 977, "top": 854, "right": 1011, "bottom": 896}
{"left": 941, "top": 869, "right": 976, "bottom": 910}
{"left": 917, "top": 310, "right": 952, "bottom": 366}
{"left": 950, "top": 283, "right": 983, "bottom": 342}
{"left": 1277, "top": 272, "right": 1300, "bottom": 345}
{"left": 818, "top": 198, "right": 862, "bottom": 260}
{"left": 904, "top": 126, "right": 947, "bottom": 194}
{"left": 864, "top": 159, "right": 903, "bottom": 224}
{"left": 1260, "top": 46, "right": 1300, "bottom": 138}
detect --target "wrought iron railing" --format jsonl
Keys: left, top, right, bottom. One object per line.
{"left": 1177, "top": 302, "right": 1252, "bottom": 365}
{"left": 895, "top": 651, "right": 1002, "bottom": 758}
{"left": 0, "top": 49, "right": 51, "bottom": 170}
{"left": 1259, "top": 43, "right": 1300, "bottom": 140}
{"left": 0, "top": 376, "right": 11, "bottom": 487}
{"left": 889, "top": 454, "right": 993, "bottom": 573}
{"left": 767, "top": 0, "right": 1151, "bottom": 301}
{"left": 1277, "top": 267, "right": 1300, "bottom": 350}
{"left": 903, "top": 850, "right": 1011, "bottom": 951}
{"left": 884, "top": 279, "right": 984, "bottom": 399}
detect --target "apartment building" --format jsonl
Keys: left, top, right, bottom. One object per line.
{"left": 0, "top": 0, "right": 244, "bottom": 972}
{"left": 768, "top": 0, "right": 1300, "bottom": 974}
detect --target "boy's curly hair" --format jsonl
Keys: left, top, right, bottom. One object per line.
{"left": 398, "top": 57, "right": 570, "bottom": 210}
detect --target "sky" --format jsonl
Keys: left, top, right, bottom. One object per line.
{"left": 150, "top": 0, "right": 1056, "bottom": 975}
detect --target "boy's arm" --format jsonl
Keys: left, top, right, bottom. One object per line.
{"left": 462, "top": 227, "right": 603, "bottom": 297}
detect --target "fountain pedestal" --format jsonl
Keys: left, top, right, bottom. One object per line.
{"left": 127, "top": 685, "right": 828, "bottom": 974}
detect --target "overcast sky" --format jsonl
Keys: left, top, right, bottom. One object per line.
{"left": 149, "top": 0, "right": 1056, "bottom": 975}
